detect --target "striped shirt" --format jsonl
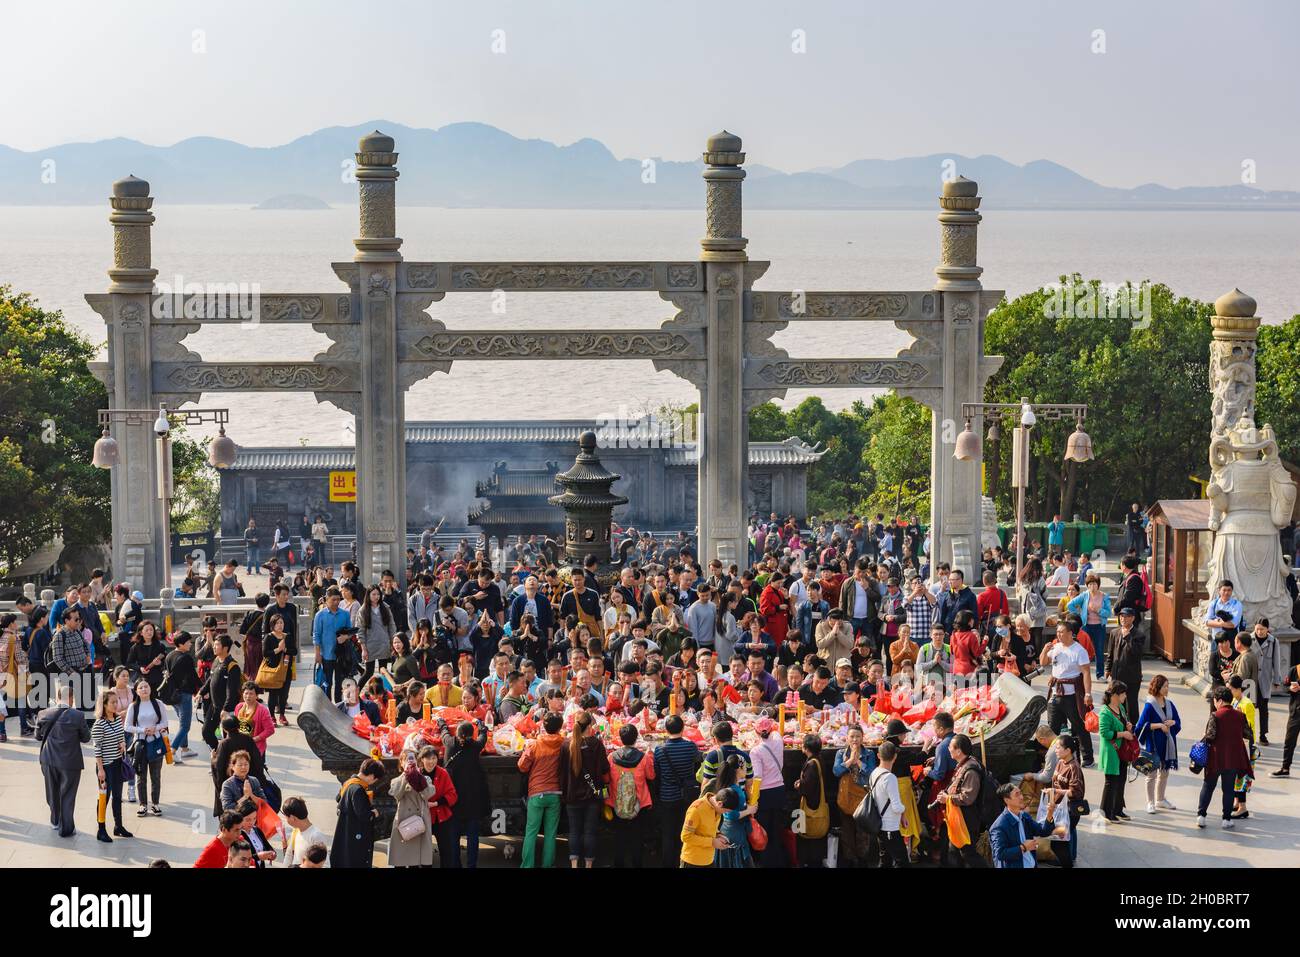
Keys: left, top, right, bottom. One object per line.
{"left": 91, "top": 714, "right": 126, "bottom": 762}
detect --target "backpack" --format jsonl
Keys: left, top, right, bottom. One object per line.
{"left": 1021, "top": 582, "right": 1047, "bottom": 621}
{"left": 613, "top": 764, "right": 641, "bottom": 820}
{"left": 975, "top": 761, "right": 1003, "bottom": 831}
{"left": 855, "top": 769, "right": 888, "bottom": 835}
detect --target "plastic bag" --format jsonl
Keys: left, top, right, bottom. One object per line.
{"left": 945, "top": 799, "right": 971, "bottom": 849}
{"left": 1083, "top": 709, "right": 1100, "bottom": 733}
{"left": 492, "top": 725, "right": 526, "bottom": 757}
{"left": 1036, "top": 790, "right": 1070, "bottom": 839}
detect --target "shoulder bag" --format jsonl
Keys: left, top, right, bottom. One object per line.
{"left": 800, "top": 759, "right": 830, "bottom": 839}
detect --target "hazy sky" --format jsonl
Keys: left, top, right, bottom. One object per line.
{"left": 3, "top": 0, "right": 1297, "bottom": 189}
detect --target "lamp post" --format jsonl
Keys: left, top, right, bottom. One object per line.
{"left": 953, "top": 397, "right": 1092, "bottom": 576}
{"left": 93, "top": 405, "right": 236, "bottom": 591}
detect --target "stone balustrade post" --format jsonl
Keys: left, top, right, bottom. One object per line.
{"left": 352, "top": 132, "right": 407, "bottom": 582}
{"left": 698, "top": 132, "right": 749, "bottom": 566}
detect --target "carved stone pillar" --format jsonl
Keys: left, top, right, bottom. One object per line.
{"left": 932, "top": 176, "right": 984, "bottom": 578}
{"left": 698, "top": 132, "right": 749, "bottom": 566}
{"left": 353, "top": 132, "right": 406, "bottom": 581}
{"left": 106, "top": 175, "right": 162, "bottom": 594}
{"left": 1207, "top": 288, "right": 1259, "bottom": 438}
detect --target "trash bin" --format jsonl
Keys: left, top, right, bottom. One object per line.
{"left": 1077, "top": 525, "right": 1096, "bottom": 555}
{"left": 1061, "top": 524, "right": 1079, "bottom": 553}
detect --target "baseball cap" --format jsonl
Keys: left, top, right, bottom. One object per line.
{"left": 835, "top": 657, "right": 852, "bottom": 669}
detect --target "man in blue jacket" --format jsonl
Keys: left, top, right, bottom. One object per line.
{"left": 312, "top": 587, "right": 352, "bottom": 702}
{"left": 936, "top": 569, "right": 979, "bottom": 635}
{"left": 989, "top": 782, "right": 1060, "bottom": 868}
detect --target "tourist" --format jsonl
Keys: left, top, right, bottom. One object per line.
{"left": 233, "top": 796, "right": 277, "bottom": 868}
{"left": 1197, "top": 687, "right": 1251, "bottom": 830}
{"left": 282, "top": 796, "right": 329, "bottom": 867}
{"left": 976, "top": 569, "right": 1009, "bottom": 636}
{"left": 1105, "top": 607, "right": 1145, "bottom": 699}
{"left": 992, "top": 780, "right": 1061, "bottom": 870}
{"left": 518, "top": 711, "right": 565, "bottom": 868}
{"left": 160, "top": 631, "right": 198, "bottom": 760}
{"left": 602, "top": 724, "right": 652, "bottom": 867}
{"left": 712, "top": 755, "right": 756, "bottom": 868}
{"left": 888, "top": 622, "right": 919, "bottom": 678}
{"left": 1098, "top": 680, "right": 1136, "bottom": 822}
{"left": 1270, "top": 654, "right": 1300, "bottom": 778}
{"left": 1068, "top": 574, "right": 1113, "bottom": 680}
{"left": 195, "top": 811, "right": 245, "bottom": 868}
{"left": 312, "top": 587, "right": 352, "bottom": 703}
{"left": 679, "top": 789, "right": 725, "bottom": 868}
{"left": 220, "top": 749, "right": 267, "bottom": 812}
{"left": 815, "top": 608, "right": 854, "bottom": 670}
{"left": 87, "top": 688, "right": 131, "bottom": 843}
{"left": 937, "top": 568, "right": 978, "bottom": 637}
{"left": 444, "top": 720, "right": 488, "bottom": 868}
{"left": 1227, "top": 675, "right": 1257, "bottom": 820}
{"left": 259, "top": 612, "right": 294, "bottom": 726}
{"left": 1253, "top": 618, "right": 1281, "bottom": 745}
{"left": 1041, "top": 620, "right": 1095, "bottom": 767}
{"left": 358, "top": 584, "right": 396, "bottom": 683}
{"left": 562, "top": 710, "right": 609, "bottom": 868}
{"left": 234, "top": 681, "right": 275, "bottom": 760}
{"left": 936, "top": 733, "right": 987, "bottom": 868}
{"left": 1045, "top": 732, "right": 1086, "bottom": 867}
{"left": 870, "top": 741, "right": 910, "bottom": 867}
{"left": 917, "top": 623, "right": 952, "bottom": 685}
{"left": 833, "top": 724, "right": 875, "bottom": 867}
{"left": 839, "top": 559, "right": 880, "bottom": 648}
{"left": 124, "top": 678, "right": 168, "bottom": 818}
{"left": 211, "top": 715, "right": 264, "bottom": 817}
{"left": 1134, "top": 674, "right": 1181, "bottom": 813}
{"left": 0, "top": 614, "right": 30, "bottom": 740}
{"left": 793, "top": 734, "right": 828, "bottom": 867}
{"left": 388, "top": 747, "right": 442, "bottom": 868}
{"left": 949, "top": 610, "right": 986, "bottom": 679}
{"left": 35, "top": 681, "right": 90, "bottom": 837}
{"left": 655, "top": 714, "right": 703, "bottom": 865}
{"left": 201, "top": 634, "right": 243, "bottom": 751}
{"left": 49, "top": 606, "right": 91, "bottom": 679}
{"left": 1016, "top": 558, "right": 1049, "bottom": 649}
{"left": 331, "top": 758, "right": 384, "bottom": 868}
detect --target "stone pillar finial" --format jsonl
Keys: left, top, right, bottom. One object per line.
{"left": 700, "top": 130, "right": 747, "bottom": 262}
{"left": 108, "top": 174, "right": 157, "bottom": 293}
{"left": 354, "top": 130, "right": 402, "bottom": 263}
{"left": 1209, "top": 287, "right": 1260, "bottom": 437}
{"left": 935, "top": 175, "right": 982, "bottom": 291}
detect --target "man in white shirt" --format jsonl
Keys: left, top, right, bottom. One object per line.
{"left": 282, "top": 796, "right": 329, "bottom": 867}
{"left": 788, "top": 565, "right": 814, "bottom": 608}
{"left": 869, "top": 741, "right": 909, "bottom": 867}
{"left": 1040, "top": 620, "right": 1095, "bottom": 767}
{"left": 1045, "top": 556, "right": 1071, "bottom": 587}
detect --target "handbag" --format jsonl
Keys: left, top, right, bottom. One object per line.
{"left": 120, "top": 752, "right": 136, "bottom": 784}
{"left": 1188, "top": 738, "right": 1209, "bottom": 774}
{"left": 397, "top": 814, "right": 427, "bottom": 842}
{"left": 1132, "top": 749, "right": 1157, "bottom": 776}
{"left": 836, "top": 771, "right": 868, "bottom": 817}
{"left": 313, "top": 663, "right": 330, "bottom": 695}
{"left": 799, "top": 761, "right": 830, "bottom": 840}
{"left": 256, "top": 657, "right": 289, "bottom": 690}
{"left": 1116, "top": 736, "right": 1140, "bottom": 764}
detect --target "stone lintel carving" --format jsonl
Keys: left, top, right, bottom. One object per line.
{"left": 332, "top": 263, "right": 361, "bottom": 288}
{"left": 153, "top": 362, "right": 360, "bottom": 392}
{"left": 750, "top": 290, "right": 939, "bottom": 321}
{"left": 398, "top": 361, "right": 453, "bottom": 392}
{"left": 147, "top": 293, "right": 352, "bottom": 324}
{"left": 402, "top": 330, "right": 703, "bottom": 360}
{"left": 314, "top": 391, "right": 361, "bottom": 416}
{"left": 744, "top": 357, "right": 936, "bottom": 388}
{"left": 396, "top": 291, "right": 446, "bottom": 329}
{"left": 397, "top": 262, "right": 704, "bottom": 292}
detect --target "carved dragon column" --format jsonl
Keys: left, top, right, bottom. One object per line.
{"left": 932, "top": 176, "right": 984, "bottom": 578}
{"left": 352, "top": 131, "right": 406, "bottom": 582}
{"left": 103, "top": 176, "right": 163, "bottom": 594}
{"left": 698, "top": 131, "right": 749, "bottom": 567}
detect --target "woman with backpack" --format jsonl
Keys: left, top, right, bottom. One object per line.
{"left": 562, "top": 710, "right": 609, "bottom": 868}
{"left": 123, "top": 678, "right": 170, "bottom": 817}
{"left": 1016, "top": 558, "right": 1049, "bottom": 649}
{"left": 606, "top": 724, "right": 656, "bottom": 867}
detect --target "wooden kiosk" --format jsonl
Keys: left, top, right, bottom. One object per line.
{"left": 1146, "top": 499, "right": 1213, "bottom": 664}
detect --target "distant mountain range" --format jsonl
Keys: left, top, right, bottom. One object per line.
{"left": 4, "top": 121, "right": 1299, "bottom": 209}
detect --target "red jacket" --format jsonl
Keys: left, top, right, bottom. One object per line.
{"left": 976, "top": 586, "right": 1009, "bottom": 628}
{"left": 606, "top": 746, "right": 657, "bottom": 811}
{"left": 194, "top": 837, "right": 232, "bottom": 868}
{"left": 414, "top": 763, "right": 458, "bottom": 825}
{"left": 950, "top": 630, "right": 987, "bottom": 676}
{"left": 1206, "top": 706, "right": 1251, "bottom": 776}
{"left": 759, "top": 585, "right": 790, "bottom": 644}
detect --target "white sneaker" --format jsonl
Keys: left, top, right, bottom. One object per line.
{"left": 1221, "top": 819, "right": 1234, "bottom": 830}
{"left": 1196, "top": 815, "right": 1206, "bottom": 828}
{"left": 1146, "top": 802, "right": 1157, "bottom": 814}
{"left": 1157, "top": 799, "right": 1176, "bottom": 810}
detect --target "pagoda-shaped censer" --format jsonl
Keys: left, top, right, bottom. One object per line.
{"left": 549, "top": 430, "right": 629, "bottom": 574}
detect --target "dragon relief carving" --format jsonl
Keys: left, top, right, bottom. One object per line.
{"left": 451, "top": 264, "right": 653, "bottom": 290}
{"left": 408, "top": 332, "right": 695, "bottom": 359}
{"left": 259, "top": 296, "right": 323, "bottom": 322}
{"left": 777, "top": 293, "right": 909, "bottom": 319}
{"left": 752, "top": 360, "right": 930, "bottom": 387}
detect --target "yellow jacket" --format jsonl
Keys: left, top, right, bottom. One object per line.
{"left": 424, "top": 683, "right": 463, "bottom": 708}
{"left": 680, "top": 796, "right": 720, "bottom": 866}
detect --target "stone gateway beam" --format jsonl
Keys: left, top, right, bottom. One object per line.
{"left": 87, "top": 128, "right": 1003, "bottom": 594}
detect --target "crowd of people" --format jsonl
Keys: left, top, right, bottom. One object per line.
{"left": 3, "top": 506, "right": 1297, "bottom": 870}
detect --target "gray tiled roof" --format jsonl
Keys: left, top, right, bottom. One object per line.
{"left": 227, "top": 422, "right": 825, "bottom": 471}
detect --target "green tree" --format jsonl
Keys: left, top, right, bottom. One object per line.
{"left": 170, "top": 429, "right": 221, "bottom": 533}
{"left": 984, "top": 276, "right": 1212, "bottom": 522}
{"left": 0, "top": 285, "right": 109, "bottom": 571}
{"left": 861, "top": 393, "right": 932, "bottom": 518}
{"left": 1256, "top": 314, "right": 1300, "bottom": 464}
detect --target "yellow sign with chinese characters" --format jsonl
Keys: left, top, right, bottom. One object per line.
{"left": 328, "top": 471, "right": 357, "bottom": 503}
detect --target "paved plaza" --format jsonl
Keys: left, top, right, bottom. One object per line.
{"left": 2, "top": 645, "right": 1295, "bottom": 868}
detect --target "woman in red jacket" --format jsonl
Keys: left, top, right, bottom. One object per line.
{"left": 949, "top": 611, "right": 987, "bottom": 678}
{"left": 1197, "top": 687, "right": 1252, "bottom": 830}
{"left": 415, "top": 745, "right": 459, "bottom": 865}
{"left": 758, "top": 575, "right": 790, "bottom": 646}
